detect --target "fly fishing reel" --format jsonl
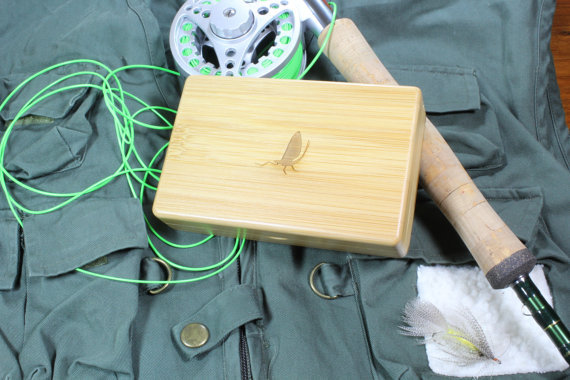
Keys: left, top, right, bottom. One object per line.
{"left": 170, "top": 0, "right": 332, "bottom": 78}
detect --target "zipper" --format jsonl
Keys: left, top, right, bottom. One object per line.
{"left": 239, "top": 326, "right": 253, "bottom": 380}
{"left": 237, "top": 255, "right": 253, "bottom": 380}
{"left": 19, "top": 225, "right": 25, "bottom": 254}
{"left": 18, "top": 221, "right": 25, "bottom": 280}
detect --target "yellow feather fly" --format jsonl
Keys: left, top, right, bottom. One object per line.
{"left": 400, "top": 298, "right": 501, "bottom": 365}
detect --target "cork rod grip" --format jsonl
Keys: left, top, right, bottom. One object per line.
{"left": 318, "top": 18, "right": 536, "bottom": 288}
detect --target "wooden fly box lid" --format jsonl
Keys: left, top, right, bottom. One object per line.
{"left": 153, "top": 76, "right": 425, "bottom": 257}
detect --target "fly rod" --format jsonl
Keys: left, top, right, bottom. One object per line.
{"left": 302, "top": 0, "right": 570, "bottom": 364}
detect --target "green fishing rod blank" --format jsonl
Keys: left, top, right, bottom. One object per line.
{"left": 511, "top": 275, "right": 570, "bottom": 364}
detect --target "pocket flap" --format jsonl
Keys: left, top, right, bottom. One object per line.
{"left": 388, "top": 65, "right": 480, "bottom": 113}
{"left": 0, "top": 69, "right": 95, "bottom": 123}
{"left": 5, "top": 125, "right": 90, "bottom": 179}
{"left": 1, "top": 69, "right": 98, "bottom": 179}
{"left": 24, "top": 198, "right": 148, "bottom": 277}
{"left": 172, "top": 285, "right": 263, "bottom": 361}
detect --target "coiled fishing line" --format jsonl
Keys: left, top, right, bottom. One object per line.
{"left": 0, "top": 60, "right": 241, "bottom": 286}
{"left": 0, "top": 2, "right": 337, "bottom": 288}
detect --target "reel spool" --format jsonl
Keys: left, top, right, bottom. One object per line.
{"left": 170, "top": 0, "right": 318, "bottom": 78}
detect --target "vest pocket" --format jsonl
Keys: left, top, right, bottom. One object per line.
{"left": 19, "top": 198, "right": 147, "bottom": 378}
{"left": 390, "top": 65, "right": 506, "bottom": 174}
{"left": 0, "top": 70, "right": 96, "bottom": 180}
{"left": 350, "top": 187, "right": 544, "bottom": 376}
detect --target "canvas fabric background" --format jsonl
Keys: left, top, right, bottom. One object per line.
{"left": 0, "top": 0, "right": 569, "bottom": 379}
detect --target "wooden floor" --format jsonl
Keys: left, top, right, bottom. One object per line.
{"left": 552, "top": 2, "right": 570, "bottom": 129}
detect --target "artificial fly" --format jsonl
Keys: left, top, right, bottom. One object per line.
{"left": 400, "top": 298, "right": 501, "bottom": 366}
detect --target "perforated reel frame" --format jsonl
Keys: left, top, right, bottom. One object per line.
{"left": 170, "top": 0, "right": 305, "bottom": 78}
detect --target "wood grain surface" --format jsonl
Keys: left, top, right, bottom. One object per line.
{"left": 318, "top": 19, "right": 531, "bottom": 277}
{"left": 153, "top": 76, "right": 425, "bottom": 257}
{"left": 553, "top": 2, "right": 570, "bottom": 129}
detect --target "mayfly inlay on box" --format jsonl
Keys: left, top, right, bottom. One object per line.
{"left": 260, "top": 131, "right": 310, "bottom": 174}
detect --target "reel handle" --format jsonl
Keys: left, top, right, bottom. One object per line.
{"left": 318, "top": 18, "right": 535, "bottom": 289}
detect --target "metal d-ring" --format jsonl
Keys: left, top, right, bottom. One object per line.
{"left": 309, "top": 262, "right": 339, "bottom": 300}
{"left": 148, "top": 257, "right": 173, "bottom": 295}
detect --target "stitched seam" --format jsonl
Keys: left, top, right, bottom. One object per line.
{"left": 417, "top": 195, "right": 541, "bottom": 202}
{"left": 348, "top": 258, "right": 380, "bottom": 380}
{"left": 484, "top": 195, "right": 541, "bottom": 201}
{"left": 125, "top": 0, "right": 170, "bottom": 107}
{"left": 533, "top": 0, "right": 545, "bottom": 141}
{"left": 216, "top": 237, "right": 228, "bottom": 380}
{"left": 538, "top": 215, "right": 553, "bottom": 239}
{"left": 464, "top": 161, "right": 505, "bottom": 172}
{"left": 546, "top": 86, "right": 570, "bottom": 169}
{"left": 391, "top": 66, "right": 478, "bottom": 110}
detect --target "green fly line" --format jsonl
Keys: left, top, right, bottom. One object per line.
{"left": 0, "top": 2, "right": 337, "bottom": 287}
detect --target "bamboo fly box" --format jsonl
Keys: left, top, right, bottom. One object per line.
{"left": 153, "top": 76, "right": 425, "bottom": 257}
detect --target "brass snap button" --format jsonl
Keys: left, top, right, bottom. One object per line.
{"left": 180, "top": 323, "right": 210, "bottom": 348}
